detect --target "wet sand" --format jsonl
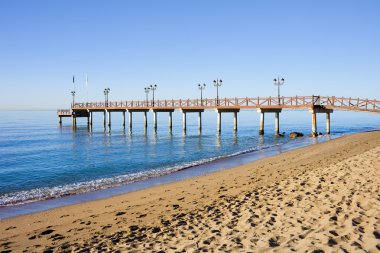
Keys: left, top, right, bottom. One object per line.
{"left": 1, "top": 131, "right": 380, "bottom": 252}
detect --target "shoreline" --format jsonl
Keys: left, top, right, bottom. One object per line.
{"left": 0, "top": 133, "right": 336, "bottom": 219}
{"left": 1, "top": 131, "right": 380, "bottom": 252}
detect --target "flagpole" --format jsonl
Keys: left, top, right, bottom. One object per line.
{"left": 86, "top": 75, "right": 88, "bottom": 103}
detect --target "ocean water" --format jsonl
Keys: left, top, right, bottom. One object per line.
{"left": 0, "top": 110, "right": 379, "bottom": 210}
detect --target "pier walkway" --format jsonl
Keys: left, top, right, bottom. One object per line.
{"left": 58, "top": 95, "right": 380, "bottom": 136}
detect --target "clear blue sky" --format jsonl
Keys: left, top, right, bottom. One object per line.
{"left": 0, "top": 0, "right": 379, "bottom": 110}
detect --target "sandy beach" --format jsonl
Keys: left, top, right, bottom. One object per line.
{"left": 1, "top": 131, "right": 379, "bottom": 252}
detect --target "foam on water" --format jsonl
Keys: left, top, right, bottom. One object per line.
{"left": 0, "top": 143, "right": 276, "bottom": 206}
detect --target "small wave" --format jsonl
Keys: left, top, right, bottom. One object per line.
{"left": 0, "top": 143, "right": 279, "bottom": 206}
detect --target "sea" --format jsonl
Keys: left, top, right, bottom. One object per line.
{"left": 0, "top": 110, "right": 378, "bottom": 218}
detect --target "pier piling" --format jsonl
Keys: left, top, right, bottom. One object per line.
{"left": 129, "top": 111, "right": 133, "bottom": 129}
{"left": 326, "top": 112, "right": 331, "bottom": 134}
{"left": 259, "top": 112, "right": 264, "bottom": 135}
{"left": 107, "top": 111, "right": 111, "bottom": 127}
{"left": 169, "top": 111, "right": 172, "bottom": 131}
{"left": 275, "top": 112, "right": 280, "bottom": 136}
{"left": 122, "top": 111, "right": 125, "bottom": 128}
{"left": 234, "top": 111, "right": 238, "bottom": 131}
{"left": 198, "top": 112, "right": 202, "bottom": 131}
{"left": 182, "top": 112, "right": 187, "bottom": 132}
{"left": 153, "top": 111, "right": 157, "bottom": 130}
{"left": 144, "top": 111, "right": 148, "bottom": 128}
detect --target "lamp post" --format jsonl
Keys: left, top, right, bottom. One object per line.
{"left": 103, "top": 88, "right": 110, "bottom": 107}
{"left": 198, "top": 83, "right": 206, "bottom": 106}
{"left": 149, "top": 84, "right": 157, "bottom": 106}
{"left": 144, "top": 87, "right": 150, "bottom": 105}
{"left": 71, "top": 90, "right": 76, "bottom": 107}
{"left": 273, "top": 77, "right": 285, "bottom": 104}
{"left": 213, "top": 79, "right": 222, "bottom": 106}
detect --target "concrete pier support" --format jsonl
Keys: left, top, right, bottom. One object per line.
{"left": 311, "top": 111, "right": 317, "bottom": 136}
{"left": 103, "top": 111, "right": 107, "bottom": 127}
{"left": 90, "top": 112, "right": 93, "bottom": 126}
{"left": 144, "top": 111, "right": 148, "bottom": 128}
{"left": 233, "top": 111, "right": 238, "bottom": 131}
{"left": 153, "top": 111, "right": 157, "bottom": 130}
{"left": 122, "top": 111, "right": 126, "bottom": 128}
{"left": 309, "top": 106, "right": 333, "bottom": 136}
{"left": 217, "top": 111, "right": 221, "bottom": 133}
{"left": 259, "top": 112, "right": 265, "bottom": 135}
{"left": 72, "top": 116, "right": 77, "bottom": 128}
{"left": 169, "top": 112, "right": 173, "bottom": 131}
{"left": 151, "top": 109, "right": 175, "bottom": 131}
{"left": 180, "top": 109, "right": 204, "bottom": 133}
{"left": 59, "top": 117, "right": 62, "bottom": 125}
{"left": 129, "top": 111, "right": 133, "bottom": 129}
{"left": 326, "top": 112, "right": 331, "bottom": 134}
{"left": 198, "top": 112, "right": 202, "bottom": 131}
{"left": 107, "top": 110, "right": 111, "bottom": 127}
{"left": 215, "top": 108, "right": 240, "bottom": 133}
{"left": 257, "top": 108, "right": 282, "bottom": 136}
{"left": 275, "top": 112, "right": 280, "bottom": 136}
{"left": 182, "top": 112, "right": 187, "bottom": 132}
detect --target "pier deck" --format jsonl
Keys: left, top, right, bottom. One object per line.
{"left": 58, "top": 95, "right": 379, "bottom": 135}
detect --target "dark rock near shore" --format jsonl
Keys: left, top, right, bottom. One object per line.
{"left": 289, "top": 132, "right": 304, "bottom": 138}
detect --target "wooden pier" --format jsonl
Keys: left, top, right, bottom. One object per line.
{"left": 58, "top": 95, "right": 380, "bottom": 136}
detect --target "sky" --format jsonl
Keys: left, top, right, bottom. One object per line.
{"left": 0, "top": 0, "right": 379, "bottom": 110}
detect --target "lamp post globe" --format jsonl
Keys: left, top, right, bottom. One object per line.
{"left": 273, "top": 77, "right": 285, "bottom": 104}
{"left": 71, "top": 90, "right": 76, "bottom": 106}
{"left": 198, "top": 83, "right": 206, "bottom": 106}
{"left": 213, "top": 79, "right": 222, "bottom": 106}
{"left": 103, "top": 88, "right": 110, "bottom": 107}
{"left": 149, "top": 84, "right": 157, "bottom": 106}
{"left": 144, "top": 87, "right": 150, "bottom": 105}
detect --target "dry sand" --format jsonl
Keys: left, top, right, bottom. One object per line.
{"left": 1, "top": 131, "right": 380, "bottom": 252}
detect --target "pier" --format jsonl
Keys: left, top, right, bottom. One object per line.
{"left": 58, "top": 95, "right": 380, "bottom": 136}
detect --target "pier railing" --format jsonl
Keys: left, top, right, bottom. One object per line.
{"left": 57, "top": 109, "right": 72, "bottom": 116}
{"left": 70, "top": 96, "right": 380, "bottom": 113}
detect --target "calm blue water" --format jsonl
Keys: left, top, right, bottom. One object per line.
{"left": 0, "top": 110, "right": 378, "bottom": 207}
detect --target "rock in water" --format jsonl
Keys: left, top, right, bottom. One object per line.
{"left": 289, "top": 132, "right": 304, "bottom": 138}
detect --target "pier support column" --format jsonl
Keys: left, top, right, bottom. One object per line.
{"left": 182, "top": 112, "right": 187, "bottom": 132}
{"left": 103, "top": 110, "right": 107, "bottom": 127}
{"left": 129, "top": 111, "right": 133, "bottom": 130}
{"left": 233, "top": 111, "right": 238, "bottom": 131}
{"left": 122, "top": 111, "right": 126, "bottom": 128}
{"left": 90, "top": 112, "right": 93, "bottom": 126}
{"left": 153, "top": 111, "right": 157, "bottom": 130}
{"left": 198, "top": 112, "right": 202, "bottom": 131}
{"left": 311, "top": 111, "right": 317, "bottom": 136}
{"left": 257, "top": 108, "right": 282, "bottom": 136}
{"left": 169, "top": 111, "right": 172, "bottom": 131}
{"left": 107, "top": 111, "right": 111, "bottom": 127}
{"left": 72, "top": 116, "right": 77, "bottom": 128}
{"left": 217, "top": 111, "right": 221, "bottom": 133}
{"left": 59, "top": 116, "right": 62, "bottom": 125}
{"left": 275, "top": 112, "right": 280, "bottom": 136}
{"left": 309, "top": 107, "right": 333, "bottom": 136}
{"left": 259, "top": 112, "right": 265, "bottom": 135}
{"left": 326, "top": 112, "right": 331, "bottom": 135}
{"left": 144, "top": 111, "right": 148, "bottom": 128}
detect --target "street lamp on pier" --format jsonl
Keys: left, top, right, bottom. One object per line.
{"left": 149, "top": 84, "right": 157, "bottom": 106}
{"left": 71, "top": 90, "right": 76, "bottom": 107}
{"left": 144, "top": 87, "right": 150, "bottom": 105}
{"left": 213, "top": 79, "right": 222, "bottom": 106}
{"left": 198, "top": 83, "right": 206, "bottom": 106}
{"left": 273, "top": 77, "right": 285, "bottom": 104}
{"left": 104, "top": 88, "right": 110, "bottom": 107}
